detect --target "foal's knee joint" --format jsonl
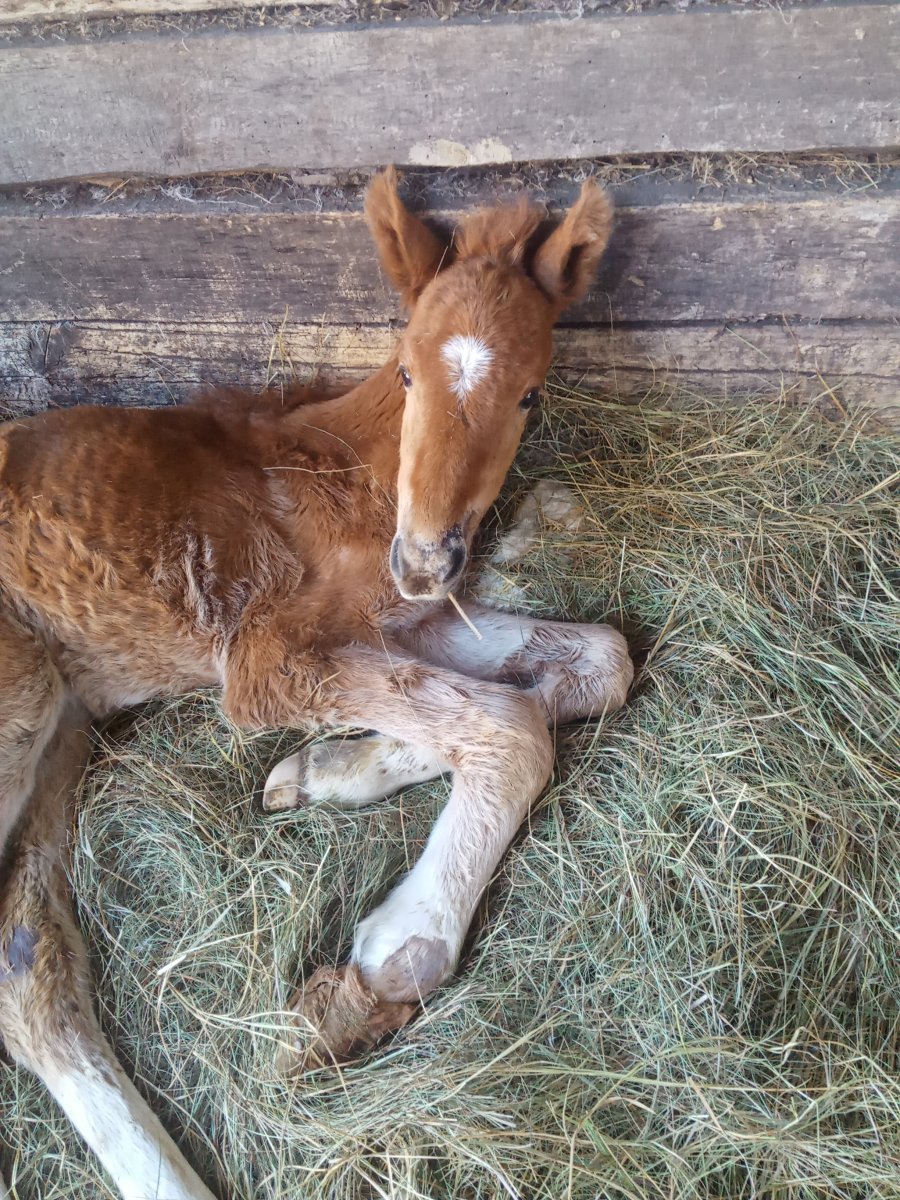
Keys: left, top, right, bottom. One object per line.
{"left": 484, "top": 693, "right": 554, "bottom": 790}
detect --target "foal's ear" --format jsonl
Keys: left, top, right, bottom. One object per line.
{"left": 364, "top": 167, "right": 451, "bottom": 308}
{"left": 531, "top": 180, "right": 613, "bottom": 312}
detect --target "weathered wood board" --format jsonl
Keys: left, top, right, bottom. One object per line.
{"left": 1, "top": 4, "right": 897, "bottom": 184}
{"left": 1, "top": 0, "right": 333, "bottom": 19}
{"left": 2, "top": 169, "right": 897, "bottom": 418}
{"left": 2, "top": 188, "right": 897, "bottom": 326}
{"left": 4, "top": 318, "right": 896, "bottom": 416}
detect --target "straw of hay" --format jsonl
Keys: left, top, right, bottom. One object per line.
{"left": 2, "top": 383, "right": 898, "bottom": 1200}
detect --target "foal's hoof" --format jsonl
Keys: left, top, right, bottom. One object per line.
{"left": 262, "top": 752, "right": 309, "bottom": 812}
{"left": 263, "top": 740, "right": 389, "bottom": 812}
{"left": 274, "top": 964, "right": 417, "bottom": 1075}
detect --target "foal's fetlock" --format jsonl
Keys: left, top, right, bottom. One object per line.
{"left": 526, "top": 625, "right": 634, "bottom": 725}
{"left": 361, "top": 934, "right": 452, "bottom": 1005}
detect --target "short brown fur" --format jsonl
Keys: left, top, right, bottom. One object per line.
{"left": 0, "top": 170, "right": 630, "bottom": 1200}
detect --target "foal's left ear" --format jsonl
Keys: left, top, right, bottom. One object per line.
{"left": 531, "top": 180, "right": 613, "bottom": 313}
{"left": 364, "top": 166, "right": 452, "bottom": 308}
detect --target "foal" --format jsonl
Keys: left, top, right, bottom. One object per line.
{"left": 0, "top": 168, "right": 632, "bottom": 1200}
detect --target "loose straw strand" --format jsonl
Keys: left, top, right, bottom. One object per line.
{"left": 447, "top": 592, "right": 483, "bottom": 640}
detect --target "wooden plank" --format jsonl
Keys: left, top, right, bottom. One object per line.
{"left": 1, "top": 5, "right": 897, "bottom": 184}
{"left": 0, "top": 0, "right": 334, "bottom": 22}
{"left": 3, "top": 319, "right": 897, "bottom": 417}
{"left": 559, "top": 324, "right": 900, "bottom": 418}
{"left": 1, "top": 189, "right": 897, "bottom": 327}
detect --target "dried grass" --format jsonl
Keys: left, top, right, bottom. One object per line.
{"left": 2, "top": 382, "right": 898, "bottom": 1199}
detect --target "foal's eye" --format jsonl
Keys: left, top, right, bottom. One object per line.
{"left": 399, "top": 365, "right": 412, "bottom": 389}
{"left": 520, "top": 388, "right": 541, "bottom": 411}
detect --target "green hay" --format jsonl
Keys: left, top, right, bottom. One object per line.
{"left": 2, "top": 385, "right": 898, "bottom": 1199}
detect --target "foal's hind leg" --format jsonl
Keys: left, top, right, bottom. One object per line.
{"left": 0, "top": 615, "right": 66, "bottom": 855}
{"left": 0, "top": 634, "right": 215, "bottom": 1200}
{"left": 264, "top": 606, "right": 632, "bottom": 811}
{"left": 403, "top": 604, "right": 634, "bottom": 725}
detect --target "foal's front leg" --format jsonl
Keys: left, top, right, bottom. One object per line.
{"left": 225, "top": 641, "right": 553, "bottom": 1070}
{"left": 263, "top": 606, "right": 632, "bottom": 811}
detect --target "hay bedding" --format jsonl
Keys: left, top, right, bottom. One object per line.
{"left": 1, "top": 385, "right": 898, "bottom": 1199}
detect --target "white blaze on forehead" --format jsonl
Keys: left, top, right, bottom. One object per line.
{"left": 441, "top": 334, "right": 494, "bottom": 401}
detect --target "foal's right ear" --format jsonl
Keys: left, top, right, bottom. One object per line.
{"left": 365, "top": 167, "right": 451, "bottom": 308}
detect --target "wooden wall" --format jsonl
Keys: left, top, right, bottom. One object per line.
{"left": 0, "top": 0, "right": 897, "bottom": 418}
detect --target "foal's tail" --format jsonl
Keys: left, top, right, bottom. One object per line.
{"left": 0, "top": 622, "right": 217, "bottom": 1200}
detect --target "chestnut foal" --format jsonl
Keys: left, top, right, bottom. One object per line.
{"left": 0, "top": 169, "right": 632, "bottom": 1200}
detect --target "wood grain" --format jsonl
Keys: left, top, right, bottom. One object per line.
{"left": 2, "top": 191, "right": 897, "bottom": 326}
{"left": 0, "top": 0, "right": 334, "bottom": 22}
{"left": 4, "top": 319, "right": 896, "bottom": 416}
{"left": 1, "top": 4, "right": 897, "bottom": 183}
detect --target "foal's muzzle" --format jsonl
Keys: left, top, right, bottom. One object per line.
{"left": 390, "top": 530, "right": 467, "bottom": 600}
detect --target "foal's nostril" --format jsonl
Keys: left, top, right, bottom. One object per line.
{"left": 443, "top": 542, "right": 466, "bottom": 583}
{"left": 389, "top": 534, "right": 405, "bottom": 581}
{"left": 389, "top": 531, "right": 467, "bottom": 597}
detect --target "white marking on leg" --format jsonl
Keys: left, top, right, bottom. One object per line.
{"left": 328, "top": 737, "right": 447, "bottom": 806}
{"left": 43, "top": 1059, "right": 215, "bottom": 1200}
{"left": 353, "top": 825, "right": 463, "bottom": 993}
{"left": 401, "top": 606, "right": 634, "bottom": 724}
{"left": 352, "top": 689, "right": 553, "bottom": 1001}
{"left": 441, "top": 334, "right": 493, "bottom": 401}
{"left": 406, "top": 606, "right": 532, "bottom": 679}
{"left": 264, "top": 738, "right": 449, "bottom": 811}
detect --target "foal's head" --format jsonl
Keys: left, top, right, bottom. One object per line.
{"left": 365, "top": 167, "right": 613, "bottom": 601}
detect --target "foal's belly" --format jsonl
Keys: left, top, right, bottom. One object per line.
{"left": 37, "top": 601, "right": 221, "bottom": 716}
{"left": 57, "top": 635, "right": 222, "bottom": 716}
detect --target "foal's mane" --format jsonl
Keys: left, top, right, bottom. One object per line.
{"left": 452, "top": 198, "right": 545, "bottom": 268}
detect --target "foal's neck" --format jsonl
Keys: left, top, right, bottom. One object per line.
{"left": 290, "top": 357, "right": 405, "bottom": 488}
